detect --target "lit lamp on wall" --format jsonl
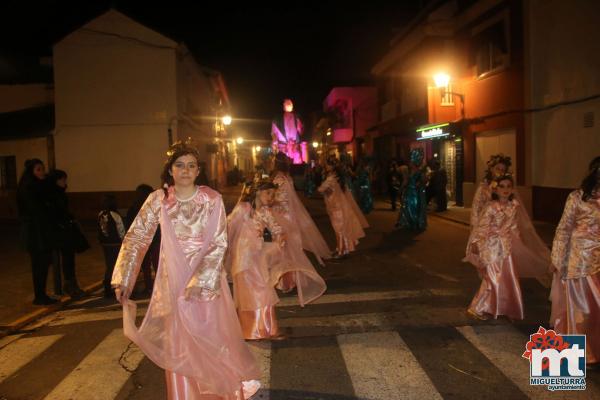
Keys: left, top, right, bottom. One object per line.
{"left": 236, "top": 137, "right": 244, "bottom": 145}
{"left": 433, "top": 72, "right": 465, "bottom": 207}
{"left": 312, "top": 141, "right": 319, "bottom": 148}
{"left": 433, "top": 73, "right": 465, "bottom": 119}
{"left": 222, "top": 115, "right": 232, "bottom": 126}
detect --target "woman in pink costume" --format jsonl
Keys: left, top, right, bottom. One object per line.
{"left": 550, "top": 156, "right": 600, "bottom": 365}
{"left": 464, "top": 174, "right": 549, "bottom": 320}
{"left": 229, "top": 180, "right": 326, "bottom": 339}
{"left": 271, "top": 153, "right": 331, "bottom": 265}
{"left": 112, "top": 143, "right": 260, "bottom": 400}
{"left": 318, "top": 158, "right": 366, "bottom": 257}
{"left": 469, "top": 155, "right": 551, "bottom": 279}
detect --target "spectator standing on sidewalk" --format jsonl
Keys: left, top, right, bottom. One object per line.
{"left": 426, "top": 159, "right": 448, "bottom": 212}
{"left": 126, "top": 184, "right": 160, "bottom": 295}
{"left": 357, "top": 159, "right": 374, "bottom": 214}
{"left": 98, "top": 194, "right": 126, "bottom": 297}
{"left": 387, "top": 160, "right": 401, "bottom": 211}
{"left": 47, "top": 169, "right": 87, "bottom": 299}
{"left": 17, "top": 159, "right": 57, "bottom": 305}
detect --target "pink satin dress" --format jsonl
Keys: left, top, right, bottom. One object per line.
{"left": 465, "top": 200, "right": 524, "bottom": 320}
{"left": 112, "top": 187, "right": 260, "bottom": 399}
{"left": 228, "top": 201, "right": 326, "bottom": 340}
{"left": 550, "top": 190, "right": 600, "bottom": 364}
{"left": 318, "top": 173, "right": 365, "bottom": 254}
{"left": 229, "top": 202, "right": 283, "bottom": 340}
{"left": 470, "top": 182, "right": 551, "bottom": 278}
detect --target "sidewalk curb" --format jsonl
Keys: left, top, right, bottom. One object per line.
{"left": 0, "top": 281, "right": 104, "bottom": 337}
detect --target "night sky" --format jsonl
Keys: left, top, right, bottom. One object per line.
{"left": 1, "top": 0, "right": 423, "bottom": 138}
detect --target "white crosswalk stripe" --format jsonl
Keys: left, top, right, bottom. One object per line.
{"left": 0, "top": 334, "right": 64, "bottom": 383}
{"left": 337, "top": 331, "right": 442, "bottom": 400}
{"left": 43, "top": 329, "right": 145, "bottom": 400}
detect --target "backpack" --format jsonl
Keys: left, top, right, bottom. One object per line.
{"left": 98, "top": 210, "right": 121, "bottom": 245}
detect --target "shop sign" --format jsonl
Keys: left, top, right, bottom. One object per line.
{"left": 416, "top": 123, "right": 451, "bottom": 140}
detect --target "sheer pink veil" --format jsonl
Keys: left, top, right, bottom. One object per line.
{"left": 282, "top": 174, "right": 332, "bottom": 264}
{"left": 272, "top": 213, "right": 327, "bottom": 305}
{"left": 225, "top": 201, "right": 252, "bottom": 277}
{"left": 344, "top": 189, "right": 369, "bottom": 229}
{"left": 512, "top": 191, "right": 552, "bottom": 280}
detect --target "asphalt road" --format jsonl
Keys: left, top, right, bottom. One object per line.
{"left": 0, "top": 195, "right": 598, "bottom": 400}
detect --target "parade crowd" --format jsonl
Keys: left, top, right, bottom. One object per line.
{"left": 16, "top": 142, "right": 600, "bottom": 399}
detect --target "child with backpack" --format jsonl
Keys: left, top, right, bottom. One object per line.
{"left": 98, "top": 194, "right": 126, "bottom": 297}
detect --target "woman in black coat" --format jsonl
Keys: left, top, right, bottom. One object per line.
{"left": 17, "top": 159, "right": 57, "bottom": 305}
{"left": 47, "top": 169, "right": 86, "bottom": 298}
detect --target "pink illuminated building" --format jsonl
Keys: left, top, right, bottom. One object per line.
{"left": 322, "top": 87, "right": 378, "bottom": 163}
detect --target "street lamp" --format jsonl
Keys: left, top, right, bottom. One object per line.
{"left": 255, "top": 145, "right": 261, "bottom": 152}
{"left": 433, "top": 72, "right": 465, "bottom": 119}
{"left": 312, "top": 141, "right": 319, "bottom": 148}
{"left": 236, "top": 137, "right": 244, "bottom": 145}
{"left": 433, "top": 73, "right": 450, "bottom": 88}
{"left": 433, "top": 72, "right": 466, "bottom": 207}
{"left": 222, "top": 115, "right": 232, "bottom": 126}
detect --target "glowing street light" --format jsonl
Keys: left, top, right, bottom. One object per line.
{"left": 326, "top": 129, "right": 332, "bottom": 136}
{"left": 312, "top": 141, "right": 319, "bottom": 148}
{"left": 222, "top": 115, "right": 232, "bottom": 126}
{"left": 236, "top": 137, "right": 244, "bottom": 144}
{"left": 433, "top": 73, "right": 450, "bottom": 88}
{"left": 255, "top": 145, "right": 261, "bottom": 151}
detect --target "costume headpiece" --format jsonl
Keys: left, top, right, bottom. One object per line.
{"left": 410, "top": 148, "right": 424, "bottom": 166}
{"left": 486, "top": 153, "right": 512, "bottom": 169}
{"left": 490, "top": 173, "right": 514, "bottom": 189}
{"left": 165, "top": 138, "right": 200, "bottom": 160}
{"left": 255, "top": 178, "right": 278, "bottom": 192}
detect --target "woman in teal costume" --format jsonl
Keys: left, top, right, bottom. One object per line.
{"left": 395, "top": 149, "right": 427, "bottom": 232}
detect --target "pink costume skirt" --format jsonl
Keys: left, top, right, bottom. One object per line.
{"left": 551, "top": 271, "right": 600, "bottom": 364}
{"left": 237, "top": 306, "right": 279, "bottom": 340}
{"left": 233, "top": 245, "right": 280, "bottom": 340}
{"left": 468, "top": 255, "right": 524, "bottom": 320}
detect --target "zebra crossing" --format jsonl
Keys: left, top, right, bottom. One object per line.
{"left": 0, "top": 291, "right": 599, "bottom": 400}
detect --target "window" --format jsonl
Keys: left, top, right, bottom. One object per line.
{"left": 0, "top": 156, "right": 17, "bottom": 190}
{"left": 401, "top": 78, "right": 427, "bottom": 114}
{"left": 441, "top": 83, "right": 454, "bottom": 106}
{"left": 471, "top": 20, "right": 509, "bottom": 77}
